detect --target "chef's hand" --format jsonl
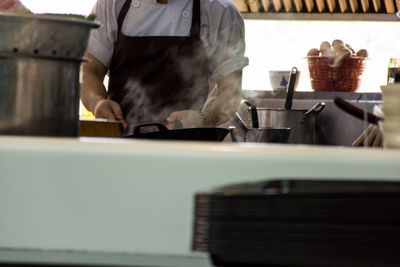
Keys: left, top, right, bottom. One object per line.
{"left": 0, "top": 0, "right": 29, "bottom": 12}
{"left": 93, "top": 99, "right": 127, "bottom": 127}
{"left": 166, "top": 110, "right": 204, "bottom": 129}
{"left": 352, "top": 124, "right": 383, "bottom": 147}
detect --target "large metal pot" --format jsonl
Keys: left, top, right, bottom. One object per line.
{"left": 0, "top": 13, "right": 99, "bottom": 137}
{"left": 240, "top": 100, "right": 325, "bottom": 144}
{"left": 231, "top": 113, "right": 291, "bottom": 143}
{"left": 256, "top": 102, "right": 326, "bottom": 144}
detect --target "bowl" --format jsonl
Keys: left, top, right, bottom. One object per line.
{"left": 269, "top": 70, "right": 300, "bottom": 93}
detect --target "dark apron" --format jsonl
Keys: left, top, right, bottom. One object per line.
{"left": 108, "top": 0, "right": 210, "bottom": 133}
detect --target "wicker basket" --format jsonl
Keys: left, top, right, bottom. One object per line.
{"left": 307, "top": 56, "right": 366, "bottom": 92}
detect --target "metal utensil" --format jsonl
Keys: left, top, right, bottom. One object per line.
{"left": 334, "top": 96, "right": 382, "bottom": 125}
{"left": 0, "top": 13, "right": 99, "bottom": 137}
{"left": 284, "top": 67, "right": 298, "bottom": 110}
{"left": 302, "top": 102, "right": 326, "bottom": 122}
{"left": 240, "top": 99, "right": 259, "bottom": 128}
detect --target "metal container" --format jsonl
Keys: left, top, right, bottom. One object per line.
{"left": 0, "top": 12, "right": 99, "bottom": 60}
{"left": 245, "top": 127, "right": 291, "bottom": 143}
{"left": 231, "top": 113, "right": 291, "bottom": 143}
{"left": 256, "top": 102, "right": 326, "bottom": 144}
{"left": 0, "top": 13, "right": 99, "bottom": 137}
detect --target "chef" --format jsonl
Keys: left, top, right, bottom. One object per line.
{"left": 81, "top": 0, "right": 249, "bottom": 135}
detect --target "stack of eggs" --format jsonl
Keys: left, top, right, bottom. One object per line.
{"left": 306, "top": 39, "right": 368, "bottom": 92}
{"left": 307, "top": 39, "right": 368, "bottom": 67}
{"left": 380, "top": 84, "right": 400, "bottom": 148}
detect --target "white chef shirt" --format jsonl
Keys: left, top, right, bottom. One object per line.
{"left": 87, "top": 0, "right": 249, "bottom": 81}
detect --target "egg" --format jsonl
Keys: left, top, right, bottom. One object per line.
{"left": 320, "top": 41, "right": 333, "bottom": 56}
{"left": 356, "top": 49, "right": 368, "bottom": 57}
{"left": 333, "top": 44, "right": 346, "bottom": 54}
{"left": 335, "top": 47, "right": 352, "bottom": 57}
{"left": 330, "top": 48, "right": 351, "bottom": 68}
{"left": 345, "top": 44, "right": 355, "bottom": 55}
{"left": 332, "top": 39, "right": 344, "bottom": 47}
{"left": 307, "top": 48, "right": 320, "bottom": 56}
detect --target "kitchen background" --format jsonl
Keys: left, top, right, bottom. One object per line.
{"left": 20, "top": 0, "right": 400, "bottom": 94}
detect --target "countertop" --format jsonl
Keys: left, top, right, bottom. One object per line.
{"left": 0, "top": 136, "right": 399, "bottom": 266}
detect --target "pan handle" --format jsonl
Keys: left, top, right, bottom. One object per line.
{"left": 334, "top": 96, "right": 381, "bottom": 125}
{"left": 133, "top": 123, "right": 168, "bottom": 135}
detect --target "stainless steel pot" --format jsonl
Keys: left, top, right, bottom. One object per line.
{"left": 231, "top": 113, "right": 291, "bottom": 143}
{"left": 256, "top": 102, "right": 326, "bottom": 144}
{"left": 0, "top": 13, "right": 99, "bottom": 137}
{"left": 0, "top": 13, "right": 99, "bottom": 60}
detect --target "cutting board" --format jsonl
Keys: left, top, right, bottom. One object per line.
{"left": 360, "top": 0, "right": 369, "bottom": 12}
{"left": 338, "top": 0, "right": 348, "bottom": 12}
{"left": 372, "top": 0, "right": 381, "bottom": 12}
{"left": 349, "top": 0, "right": 359, "bottom": 12}
{"left": 261, "top": 0, "right": 271, "bottom": 11}
{"left": 316, "top": 0, "right": 326, "bottom": 12}
{"left": 305, "top": 0, "right": 315, "bottom": 12}
{"left": 384, "top": 0, "right": 395, "bottom": 13}
{"left": 326, "top": 0, "right": 336, "bottom": 12}
{"left": 247, "top": 0, "right": 261, "bottom": 12}
{"left": 273, "top": 0, "right": 283, "bottom": 11}
{"left": 294, "top": 0, "right": 304, "bottom": 11}
{"left": 231, "top": 0, "right": 249, "bottom": 12}
{"left": 79, "top": 119, "right": 123, "bottom": 138}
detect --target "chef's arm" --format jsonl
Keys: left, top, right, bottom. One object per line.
{"left": 81, "top": 52, "right": 123, "bottom": 121}
{"left": 203, "top": 70, "right": 243, "bottom": 126}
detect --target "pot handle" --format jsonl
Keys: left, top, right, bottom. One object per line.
{"left": 240, "top": 99, "right": 259, "bottom": 128}
{"left": 133, "top": 123, "right": 168, "bottom": 135}
{"left": 334, "top": 96, "right": 381, "bottom": 125}
{"left": 302, "top": 102, "right": 326, "bottom": 122}
{"left": 284, "top": 66, "right": 298, "bottom": 110}
{"left": 228, "top": 126, "right": 238, "bottom": 142}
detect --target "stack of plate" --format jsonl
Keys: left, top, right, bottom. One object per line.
{"left": 193, "top": 180, "right": 400, "bottom": 267}
{"left": 381, "top": 84, "right": 400, "bottom": 149}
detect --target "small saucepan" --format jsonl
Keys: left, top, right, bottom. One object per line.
{"left": 125, "top": 123, "right": 229, "bottom": 142}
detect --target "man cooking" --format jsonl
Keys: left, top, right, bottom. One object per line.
{"left": 81, "top": 0, "right": 249, "bottom": 135}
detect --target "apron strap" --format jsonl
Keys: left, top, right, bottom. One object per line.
{"left": 117, "top": 0, "right": 132, "bottom": 35}
{"left": 190, "top": 0, "right": 201, "bottom": 38}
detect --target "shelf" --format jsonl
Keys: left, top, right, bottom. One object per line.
{"left": 242, "top": 12, "right": 400, "bottom": 21}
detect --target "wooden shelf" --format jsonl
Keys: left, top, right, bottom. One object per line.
{"left": 241, "top": 12, "right": 400, "bottom": 21}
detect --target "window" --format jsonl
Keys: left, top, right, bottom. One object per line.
{"left": 243, "top": 19, "right": 400, "bottom": 92}
{"left": 20, "top": 0, "right": 96, "bottom": 15}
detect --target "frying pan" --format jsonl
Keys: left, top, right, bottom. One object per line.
{"left": 125, "top": 123, "right": 229, "bottom": 142}
{"left": 334, "top": 96, "right": 382, "bottom": 124}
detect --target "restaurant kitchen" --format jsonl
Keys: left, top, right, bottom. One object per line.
{"left": 1, "top": 0, "right": 400, "bottom": 266}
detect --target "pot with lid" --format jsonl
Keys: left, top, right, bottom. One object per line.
{"left": 0, "top": 13, "right": 99, "bottom": 137}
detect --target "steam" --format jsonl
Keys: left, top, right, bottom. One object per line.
{"left": 120, "top": 34, "right": 245, "bottom": 131}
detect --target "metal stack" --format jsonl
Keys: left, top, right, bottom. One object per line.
{"left": 0, "top": 13, "right": 99, "bottom": 137}
{"left": 193, "top": 179, "right": 400, "bottom": 267}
